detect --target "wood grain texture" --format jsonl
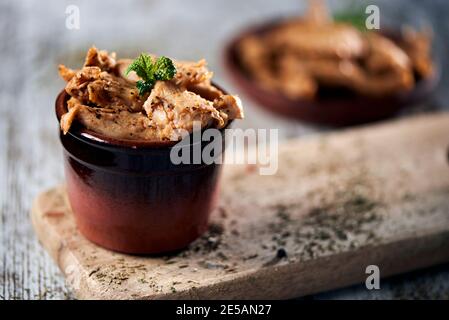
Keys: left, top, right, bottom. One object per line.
{"left": 31, "top": 114, "right": 449, "bottom": 299}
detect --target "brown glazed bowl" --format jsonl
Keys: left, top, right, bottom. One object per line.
{"left": 224, "top": 19, "right": 439, "bottom": 127}
{"left": 56, "top": 89, "right": 229, "bottom": 254}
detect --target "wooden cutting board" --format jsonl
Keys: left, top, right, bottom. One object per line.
{"left": 31, "top": 113, "right": 449, "bottom": 299}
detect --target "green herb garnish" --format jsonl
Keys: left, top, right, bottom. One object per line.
{"left": 332, "top": 0, "right": 368, "bottom": 31}
{"left": 125, "top": 53, "right": 176, "bottom": 95}
{"left": 333, "top": 11, "right": 367, "bottom": 31}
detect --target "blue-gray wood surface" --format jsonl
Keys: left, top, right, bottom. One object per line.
{"left": 1, "top": 0, "right": 448, "bottom": 299}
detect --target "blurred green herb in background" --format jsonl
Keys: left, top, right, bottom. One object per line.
{"left": 333, "top": 11, "right": 367, "bottom": 31}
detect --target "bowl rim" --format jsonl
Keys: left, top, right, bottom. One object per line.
{"left": 55, "top": 83, "right": 233, "bottom": 150}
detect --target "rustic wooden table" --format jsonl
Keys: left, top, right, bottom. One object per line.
{"left": 1, "top": 0, "right": 449, "bottom": 300}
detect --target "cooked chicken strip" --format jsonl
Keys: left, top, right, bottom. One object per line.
{"left": 60, "top": 104, "right": 81, "bottom": 134}
{"left": 267, "top": 23, "right": 366, "bottom": 59}
{"left": 279, "top": 52, "right": 413, "bottom": 97}
{"left": 238, "top": 36, "right": 317, "bottom": 99}
{"left": 277, "top": 53, "right": 317, "bottom": 99}
{"left": 238, "top": 36, "right": 277, "bottom": 88}
{"left": 351, "top": 70, "right": 414, "bottom": 97}
{"left": 364, "top": 32, "right": 411, "bottom": 74}
{"left": 213, "top": 95, "right": 244, "bottom": 121}
{"left": 297, "top": 58, "right": 358, "bottom": 87}
{"left": 116, "top": 58, "right": 139, "bottom": 82}
{"left": 304, "top": 0, "right": 332, "bottom": 25}
{"left": 358, "top": 33, "right": 414, "bottom": 95}
{"left": 238, "top": 36, "right": 267, "bottom": 73}
{"left": 400, "top": 26, "right": 434, "bottom": 79}
{"left": 144, "top": 82, "right": 216, "bottom": 128}
{"left": 66, "top": 96, "right": 82, "bottom": 110}
{"left": 172, "top": 59, "right": 213, "bottom": 88}
{"left": 143, "top": 81, "right": 242, "bottom": 140}
{"left": 84, "top": 46, "right": 117, "bottom": 71}
{"left": 187, "top": 82, "right": 224, "bottom": 101}
{"left": 58, "top": 65, "right": 77, "bottom": 82}
{"left": 60, "top": 102, "right": 159, "bottom": 140}
{"left": 277, "top": 72, "right": 317, "bottom": 100}
{"left": 64, "top": 66, "right": 146, "bottom": 112}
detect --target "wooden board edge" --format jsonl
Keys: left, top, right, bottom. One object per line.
{"left": 30, "top": 193, "right": 99, "bottom": 300}
{"left": 31, "top": 188, "right": 449, "bottom": 299}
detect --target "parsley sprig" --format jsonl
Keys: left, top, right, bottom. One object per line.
{"left": 125, "top": 53, "right": 176, "bottom": 95}
{"left": 333, "top": 11, "right": 367, "bottom": 31}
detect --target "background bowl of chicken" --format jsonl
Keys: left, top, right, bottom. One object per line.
{"left": 224, "top": 18, "right": 439, "bottom": 127}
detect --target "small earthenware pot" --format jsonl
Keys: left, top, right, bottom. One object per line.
{"left": 55, "top": 89, "right": 228, "bottom": 254}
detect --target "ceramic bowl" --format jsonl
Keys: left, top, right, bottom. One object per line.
{"left": 56, "top": 89, "right": 229, "bottom": 254}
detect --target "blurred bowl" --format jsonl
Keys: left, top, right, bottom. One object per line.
{"left": 224, "top": 19, "right": 439, "bottom": 127}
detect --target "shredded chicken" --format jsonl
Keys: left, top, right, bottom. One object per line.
{"left": 237, "top": 0, "right": 434, "bottom": 99}
{"left": 143, "top": 81, "right": 243, "bottom": 140}
{"left": 58, "top": 65, "right": 76, "bottom": 82}
{"left": 60, "top": 102, "right": 158, "bottom": 140}
{"left": 400, "top": 26, "right": 434, "bottom": 79}
{"left": 64, "top": 66, "right": 145, "bottom": 112}
{"left": 266, "top": 23, "right": 366, "bottom": 60}
{"left": 58, "top": 47, "right": 243, "bottom": 141}
{"left": 304, "top": 0, "right": 332, "bottom": 25}
{"left": 173, "top": 59, "right": 214, "bottom": 88}
{"left": 84, "top": 47, "right": 117, "bottom": 71}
